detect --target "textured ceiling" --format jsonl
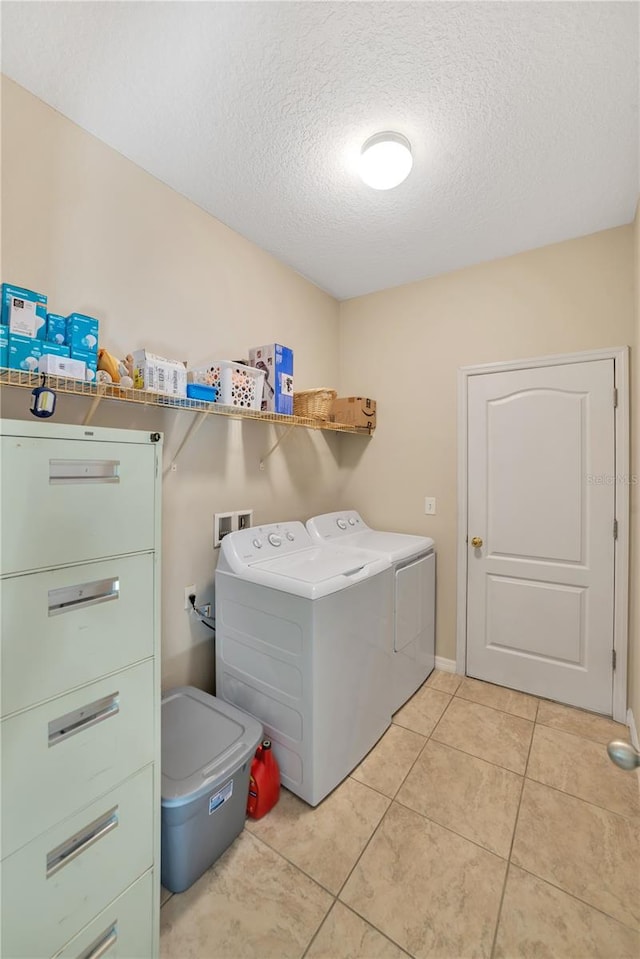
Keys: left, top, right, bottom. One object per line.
{"left": 2, "top": 1, "right": 639, "bottom": 300}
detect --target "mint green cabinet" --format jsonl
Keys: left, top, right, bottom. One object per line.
{"left": 0, "top": 420, "right": 161, "bottom": 958}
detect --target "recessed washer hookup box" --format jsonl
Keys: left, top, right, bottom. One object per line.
{"left": 161, "top": 686, "right": 263, "bottom": 893}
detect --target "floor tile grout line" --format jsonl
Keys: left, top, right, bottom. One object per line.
{"left": 392, "top": 793, "right": 512, "bottom": 862}
{"left": 534, "top": 717, "right": 628, "bottom": 750}
{"left": 245, "top": 827, "right": 344, "bottom": 899}
{"left": 336, "top": 899, "right": 414, "bottom": 958}
{"left": 334, "top": 799, "right": 396, "bottom": 901}
{"left": 521, "top": 772, "right": 640, "bottom": 822}
{"left": 422, "top": 731, "right": 529, "bottom": 777}
{"left": 302, "top": 900, "right": 413, "bottom": 959}
{"left": 510, "top": 862, "right": 640, "bottom": 935}
{"left": 300, "top": 900, "right": 338, "bottom": 959}
{"left": 489, "top": 706, "right": 537, "bottom": 959}
{"left": 429, "top": 732, "right": 528, "bottom": 776}
{"left": 454, "top": 690, "right": 539, "bottom": 723}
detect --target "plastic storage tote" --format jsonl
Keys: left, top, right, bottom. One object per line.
{"left": 187, "top": 360, "right": 265, "bottom": 410}
{"left": 161, "top": 686, "right": 263, "bottom": 893}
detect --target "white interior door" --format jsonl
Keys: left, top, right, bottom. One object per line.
{"left": 466, "top": 359, "right": 616, "bottom": 714}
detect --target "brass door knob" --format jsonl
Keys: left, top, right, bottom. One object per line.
{"left": 471, "top": 537, "right": 483, "bottom": 548}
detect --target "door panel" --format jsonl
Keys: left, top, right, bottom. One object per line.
{"left": 467, "top": 359, "right": 615, "bottom": 714}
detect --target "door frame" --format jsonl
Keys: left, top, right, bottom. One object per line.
{"left": 456, "top": 347, "right": 630, "bottom": 723}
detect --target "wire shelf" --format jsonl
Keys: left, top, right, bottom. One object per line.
{"left": 0, "top": 368, "right": 373, "bottom": 435}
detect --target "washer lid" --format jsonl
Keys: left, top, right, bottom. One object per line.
{"left": 161, "top": 686, "right": 262, "bottom": 805}
{"left": 307, "top": 510, "right": 434, "bottom": 562}
{"left": 216, "top": 521, "right": 390, "bottom": 599}
{"left": 251, "top": 544, "right": 376, "bottom": 583}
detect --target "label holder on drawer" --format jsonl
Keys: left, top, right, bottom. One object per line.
{"left": 48, "top": 693, "right": 120, "bottom": 747}
{"left": 49, "top": 459, "right": 120, "bottom": 484}
{"left": 75, "top": 923, "right": 118, "bottom": 959}
{"left": 48, "top": 578, "right": 120, "bottom": 616}
{"left": 47, "top": 807, "right": 119, "bottom": 877}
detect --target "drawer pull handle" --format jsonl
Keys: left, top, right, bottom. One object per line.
{"left": 48, "top": 578, "right": 120, "bottom": 616}
{"left": 47, "top": 807, "right": 118, "bottom": 877}
{"left": 49, "top": 459, "right": 120, "bottom": 484}
{"left": 48, "top": 693, "right": 120, "bottom": 747}
{"left": 77, "top": 924, "right": 118, "bottom": 959}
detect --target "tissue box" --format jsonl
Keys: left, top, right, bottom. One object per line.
{"left": 71, "top": 348, "right": 97, "bottom": 381}
{"left": 46, "top": 314, "right": 67, "bottom": 345}
{"left": 39, "top": 354, "right": 86, "bottom": 379}
{"left": 132, "top": 349, "right": 187, "bottom": 397}
{"left": 1, "top": 284, "right": 47, "bottom": 339}
{"left": 0, "top": 325, "right": 8, "bottom": 368}
{"left": 66, "top": 313, "right": 99, "bottom": 353}
{"left": 330, "top": 396, "right": 377, "bottom": 430}
{"left": 8, "top": 334, "right": 44, "bottom": 371}
{"left": 248, "top": 343, "right": 294, "bottom": 414}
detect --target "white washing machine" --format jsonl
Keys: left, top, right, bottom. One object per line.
{"left": 307, "top": 510, "right": 436, "bottom": 713}
{"left": 215, "top": 521, "right": 394, "bottom": 806}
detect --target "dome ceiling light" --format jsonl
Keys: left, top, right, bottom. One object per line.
{"left": 358, "top": 132, "right": 413, "bottom": 190}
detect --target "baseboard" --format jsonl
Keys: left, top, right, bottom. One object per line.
{"left": 627, "top": 708, "right": 639, "bottom": 750}
{"left": 435, "top": 656, "right": 457, "bottom": 674}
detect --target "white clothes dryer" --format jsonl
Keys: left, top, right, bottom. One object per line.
{"left": 215, "top": 521, "right": 394, "bottom": 806}
{"left": 306, "top": 510, "right": 436, "bottom": 713}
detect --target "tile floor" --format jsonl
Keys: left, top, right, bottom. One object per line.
{"left": 160, "top": 672, "right": 640, "bottom": 959}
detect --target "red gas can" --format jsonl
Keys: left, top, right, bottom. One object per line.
{"left": 246, "top": 739, "right": 280, "bottom": 819}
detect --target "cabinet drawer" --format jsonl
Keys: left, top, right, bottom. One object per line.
{"left": 2, "top": 661, "right": 155, "bottom": 857}
{"left": 1, "top": 766, "right": 154, "bottom": 959}
{"left": 53, "top": 870, "right": 154, "bottom": 959}
{"left": 0, "top": 436, "right": 157, "bottom": 575}
{"left": 1, "top": 553, "right": 155, "bottom": 717}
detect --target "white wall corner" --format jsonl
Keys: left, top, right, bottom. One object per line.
{"left": 435, "top": 656, "right": 458, "bottom": 674}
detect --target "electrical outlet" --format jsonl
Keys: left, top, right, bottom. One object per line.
{"left": 424, "top": 497, "right": 436, "bottom": 515}
{"left": 184, "top": 584, "right": 196, "bottom": 610}
{"left": 214, "top": 512, "right": 234, "bottom": 548}
{"left": 235, "top": 509, "right": 254, "bottom": 531}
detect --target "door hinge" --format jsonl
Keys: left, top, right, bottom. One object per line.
{"left": 612, "top": 648, "right": 617, "bottom": 670}
{"left": 613, "top": 387, "right": 618, "bottom": 408}
{"left": 613, "top": 518, "right": 618, "bottom": 540}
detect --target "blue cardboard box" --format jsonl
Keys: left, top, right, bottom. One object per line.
{"left": 41, "top": 342, "right": 71, "bottom": 358}
{"left": 66, "top": 313, "right": 99, "bottom": 353}
{"left": 9, "top": 334, "right": 44, "bottom": 371}
{"left": 71, "top": 348, "right": 97, "bottom": 381}
{"left": 46, "top": 314, "right": 67, "bottom": 345}
{"left": 248, "top": 343, "right": 294, "bottom": 415}
{"left": 1, "top": 284, "right": 47, "bottom": 339}
{"left": 0, "top": 324, "right": 8, "bottom": 368}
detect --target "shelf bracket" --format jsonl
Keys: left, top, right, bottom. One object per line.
{"left": 164, "top": 410, "right": 208, "bottom": 476}
{"left": 259, "top": 425, "right": 295, "bottom": 471}
{"left": 82, "top": 388, "right": 105, "bottom": 426}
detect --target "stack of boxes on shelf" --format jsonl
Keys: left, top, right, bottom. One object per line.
{"left": 1, "top": 283, "right": 99, "bottom": 381}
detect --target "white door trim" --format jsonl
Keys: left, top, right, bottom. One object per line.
{"left": 456, "top": 347, "right": 630, "bottom": 723}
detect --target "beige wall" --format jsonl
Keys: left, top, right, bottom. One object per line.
{"left": 338, "top": 227, "right": 635, "bottom": 665}
{"left": 0, "top": 77, "right": 343, "bottom": 692}
{"left": 630, "top": 202, "right": 640, "bottom": 733}
{"left": 2, "top": 77, "right": 637, "bottom": 718}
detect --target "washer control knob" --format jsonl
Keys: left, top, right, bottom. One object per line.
{"left": 268, "top": 533, "right": 282, "bottom": 547}
{"left": 337, "top": 519, "right": 348, "bottom": 530}
{"left": 348, "top": 517, "right": 356, "bottom": 526}
{"left": 286, "top": 532, "right": 295, "bottom": 541}
{"left": 252, "top": 538, "right": 263, "bottom": 549}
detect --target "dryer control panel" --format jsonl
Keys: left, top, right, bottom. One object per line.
{"left": 307, "top": 510, "right": 368, "bottom": 540}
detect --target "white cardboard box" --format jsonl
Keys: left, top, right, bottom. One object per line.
{"left": 132, "top": 350, "right": 187, "bottom": 397}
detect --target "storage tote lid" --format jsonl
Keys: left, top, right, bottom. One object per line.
{"left": 161, "top": 686, "right": 263, "bottom": 806}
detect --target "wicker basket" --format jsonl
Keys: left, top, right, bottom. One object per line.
{"left": 293, "top": 388, "right": 337, "bottom": 420}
